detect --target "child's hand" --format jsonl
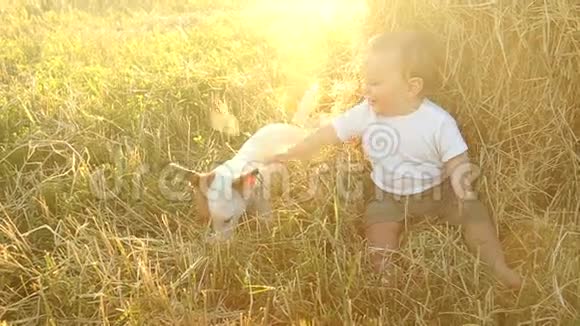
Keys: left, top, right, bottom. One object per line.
{"left": 445, "top": 151, "right": 479, "bottom": 200}
{"left": 262, "top": 124, "right": 342, "bottom": 166}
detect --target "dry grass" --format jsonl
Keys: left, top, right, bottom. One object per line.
{"left": 0, "top": 0, "right": 579, "bottom": 324}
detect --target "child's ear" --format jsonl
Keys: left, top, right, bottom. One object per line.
{"left": 232, "top": 168, "right": 260, "bottom": 193}
{"left": 408, "top": 77, "right": 424, "bottom": 97}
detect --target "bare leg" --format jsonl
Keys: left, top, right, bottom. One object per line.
{"left": 247, "top": 185, "right": 274, "bottom": 224}
{"left": 366, "top": 221, "right": 404, "bottom": 275}
{"left": 461, "top": 212, "right": 522, "bottom": 289}
{"left": 253, "top": 197, "right": 273, "bottom": 221}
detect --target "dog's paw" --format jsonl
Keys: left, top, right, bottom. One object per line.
{"left": 253, "top": 198, "right": 273, "bottom": 218}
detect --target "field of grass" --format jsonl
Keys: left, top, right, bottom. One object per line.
{"left": 1, "top": 0, "right": 579, "bottom": 324}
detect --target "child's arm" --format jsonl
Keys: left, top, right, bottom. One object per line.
{"left": 444, "top": 151, "right": 478, "bottom": 200}
{"left": 267, "top": 123, "right": 342, "bottom": 163}
{"left": 265, "top": 100, "right": 369, "bottom": 164}
{"left": 436, "top": 115, "right": 475, "bottom": 199}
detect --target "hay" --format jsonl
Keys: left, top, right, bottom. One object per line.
{"left": 0, "top": 0, "right": 578, "bottom": 324}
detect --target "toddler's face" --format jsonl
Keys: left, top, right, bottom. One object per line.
{"left": 364, "top": 49, "right": 411, "bottom": 115}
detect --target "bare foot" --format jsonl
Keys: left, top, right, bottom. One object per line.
{"left": 492, "top": 263, "right": 522, "bottom": 290}
{"left": 371, "top": 259, "right": 402, "bottom": 288}
{"left": 375, "top": 267, "right": 400, "bottom": 288}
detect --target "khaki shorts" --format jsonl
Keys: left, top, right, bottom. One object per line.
{"left": 363, "top": 178, "right": 490, "bottom": 226}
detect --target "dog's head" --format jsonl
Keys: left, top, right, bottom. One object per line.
{"left": 170, "top": 163, "right": 260, "bottom": 241}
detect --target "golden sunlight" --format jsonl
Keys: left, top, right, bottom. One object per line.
{"left": 242, "top": 0, "right": 368, "bottom": 110}
{"left": 209, "top": 0, "right": 369, "bottom": 133}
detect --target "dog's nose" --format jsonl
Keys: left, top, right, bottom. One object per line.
{"left": 205, "top": 233, "right": 219, "bottom": 245}
{"left": 205, "top": 230, "right": 233, "bottom": 244}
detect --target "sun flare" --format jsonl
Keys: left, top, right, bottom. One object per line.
{"left": 242, "top": 0, "right": 368, "bottom": 111}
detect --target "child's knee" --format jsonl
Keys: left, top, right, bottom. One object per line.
{"left": 440, "top": 197, "right": 490, "bottom": 225}
{"left": 367, "top": 220, "right": 404, "bottom": 235}
{"left": 457, "top": 199, "right": 491, "bottom": 225}
{"left": 365, "top": 221, "right": 404, "bottom": 253}
{"left": 364, "top": 198, "right": 405, "bottom": 226}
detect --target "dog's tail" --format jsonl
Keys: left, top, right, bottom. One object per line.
{"left": 168, "top": 163, "right": 198, "bottom": 178}
{"left": 290, "top": 82, "right": 321, "bottom": 130}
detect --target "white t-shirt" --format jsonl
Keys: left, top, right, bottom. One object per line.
{"left": 331, "top": 98, "right": 468, "bottom": 195}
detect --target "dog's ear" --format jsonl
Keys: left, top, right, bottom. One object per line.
{"left": 232, "top": 168, "right": 260, "bottom": 193}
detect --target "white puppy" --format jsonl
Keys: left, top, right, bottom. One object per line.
{"left": 171, "top": 123, "right": 308, "bottom": 241}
